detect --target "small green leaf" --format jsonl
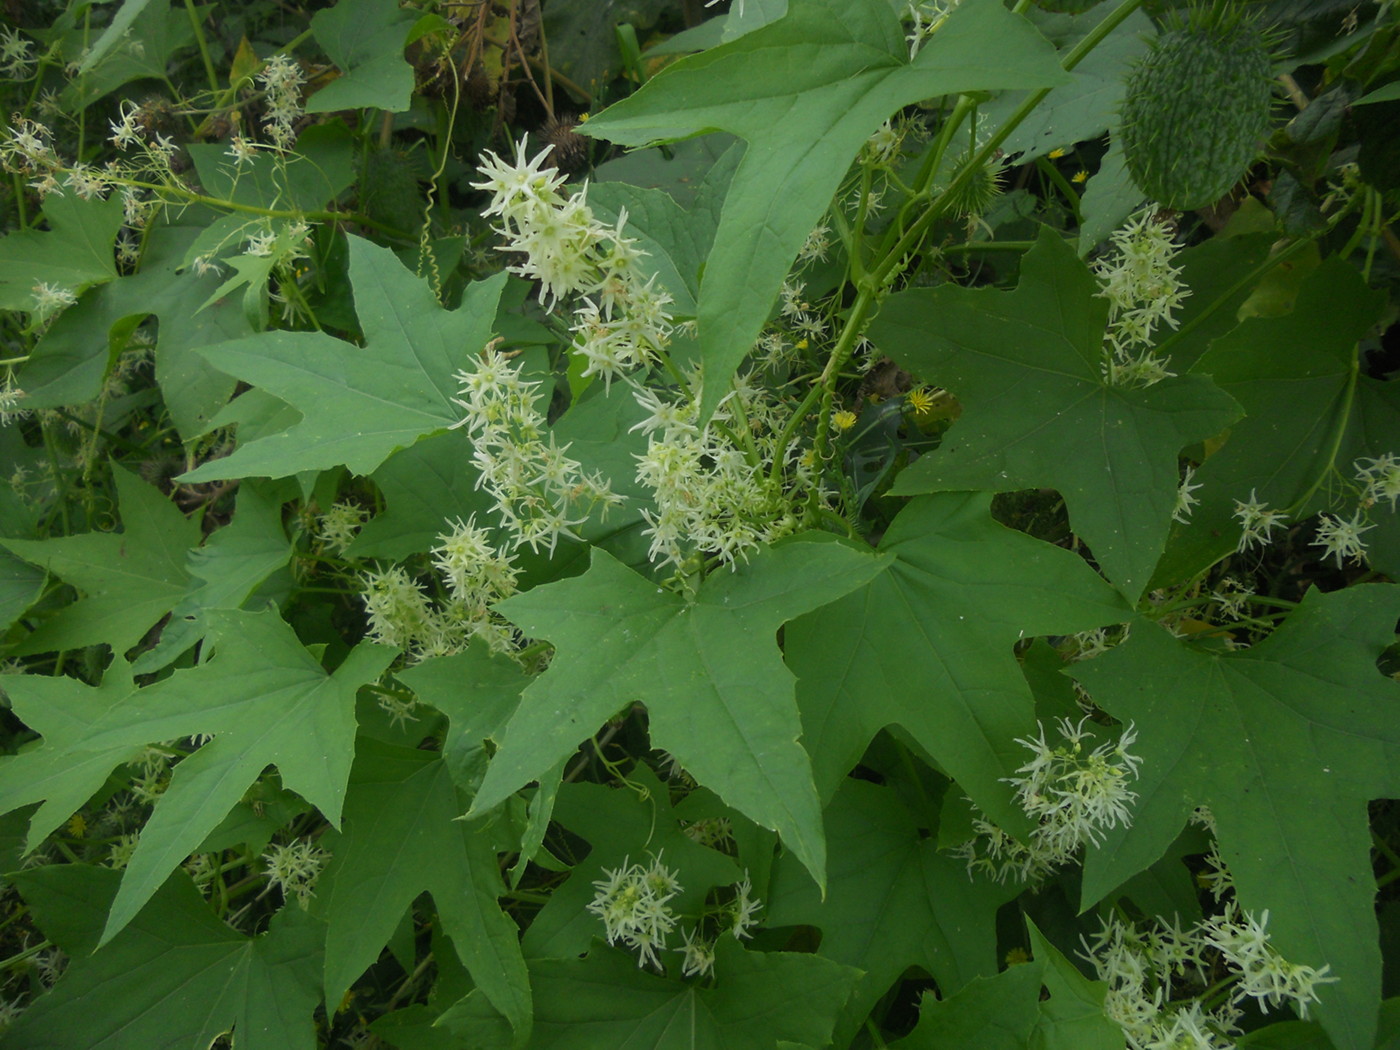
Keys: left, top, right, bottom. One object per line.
{"left": 767, "top": 779, "right": 1019, "bottom": 1046}
{"left": 788, "top": 493, "right": 1129, "bottom": 830}
{"left": 0, "top": 609, "right": 396, "bottom": 945}
{"left": 18, "top": 222, "right": 255, "bottom": 439}
{"left": 131, "top": 481, "right": 294, "bottom": 673}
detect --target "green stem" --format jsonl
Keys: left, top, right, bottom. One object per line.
{"left": 1034, "top": 155, "right": 1083, "bottom": 225}
{"left": 875, "top": 0, "right": 1146, "bottom": 286}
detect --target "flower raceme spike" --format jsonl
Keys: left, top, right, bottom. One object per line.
{"left": 471, "top": 138, "right": 674, "bottom": 387}
{"left": 955, "top": 717, "right": 1141, "bottom": 884}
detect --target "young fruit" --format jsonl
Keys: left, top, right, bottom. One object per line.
{"left": 1118, "top": 3, "right": 1277, "bottom": 211}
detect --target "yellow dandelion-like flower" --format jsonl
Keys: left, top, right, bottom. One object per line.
{"left": 1072, "top": 169, "right": 1089, "bottom": 184}
{"left": 832, "top": 409, "right": 857, "bottom": 431}
{"left": 1048, "top": 147, "right": 1067, "bottom": 159}
{"left": 795, "top": 337, "right": 810, "bottom": 351}
{"left": 906, "top": 387, "right": 936, "bottom": 414}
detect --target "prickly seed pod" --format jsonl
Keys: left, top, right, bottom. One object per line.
{"left": 1118, "top": 2, "right": 1280, "bottom": 211}
{"left": 941, "top": 151, "right": 1004, "bottom": 219}
{"left": 539, "top": 114, "right": 589, "bottom": 171}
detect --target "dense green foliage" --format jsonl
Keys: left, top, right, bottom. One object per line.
{"left": 0, "top": 0, "right": 1398, "bottom": 1048}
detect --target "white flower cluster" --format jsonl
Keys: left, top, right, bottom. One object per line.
{"left": 1310, "top": 509, "right": 1375, "bottom": 567}
{"left": 956, "top": 717, "right": 1141, "bottom": 884}
{"left": 0, "top": 26, "right": 35, "bottom": 80}
{"left": 1094, "top": 209, "right": 1190, "bottom": 388}
{"left": 257, "top": 53, "right": 304, "bottom": 149}
{"left": 1084, "top": 901, "right": 1336, "bottom": 1049}
{"left": 360, "top": 517, "right": 521, "bottom": 661}
{"left": 0, "top": 117, "right": 63, "bottom": 197}
{"left": 1232, "top": 488, "right": 1289, "bottom": 553}
{"left": 263, "top": 839, "right": 329, "bottom": 907}
{"left": 587, "top": 854, "right": 762, "bottom": 977}
{"left": 452, "top": 346, "right": 622, "bottom": 556}
{"left": 631, "top": 373, "right": 812, "bottom": 569}
{"left": 0, "top": 378, "right": 28, "bottom": 427}
{"left": 1173, "top": 464, "right": 1203, "bottom": 524}
{"left": 1357, "top": 453, "right": 1400, "bottom": 511}
{"left": 472, "top": 139, "right": 673, "bottom": 389}
{"left": 588, "top": 853, "right": 684, "bottom": 970}
{"left": 317, "top": 500, "right": 368, "bottom": 554}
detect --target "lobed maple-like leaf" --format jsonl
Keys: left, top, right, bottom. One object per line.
{"left": 767, "top": 779, "right": 1019, "bottom": 1047}
{"left": 1, "top": 466, "right": 201, "bottom": 657}
{"left": 787, "top": 493, "right": 1129, "bottom": 830}
{"left": 316, "top": 739, "right": 531, "bottom": 1044}
{"left": 0, "top": 193, "right": 124, "bottom": 311}
{"left": 472, "top": 537, "right": 890, "bottom": 890}
{"left": 0, "top": 608, "right": 396, "bottom": 946}
{"left": 581, "top": 0, "right": 1069, "bottom": 419}
{"left": 2, "top": 866, "right": 321, "bottom": 1050}
{"left": 1069, "top": 585, "right": 1400, "bottom": 1050}
{"left": 891, "top": 919, "right": 1119, "bottom": 1050}
{"left": 870, "top": 226, "right": 1240, "bottom": 600}
{"left": 439, "top": 938, "right": 860, "bottom": 1050}
{"left": 1153, "top": 256, "right": 1391, "bottom": 585}
{"left": 183, "top": 237, "right": 507, "bottom": 480}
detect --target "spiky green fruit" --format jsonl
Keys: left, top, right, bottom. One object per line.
{"left": 1119, "top": 5, "right": 1276, "bottom": 210}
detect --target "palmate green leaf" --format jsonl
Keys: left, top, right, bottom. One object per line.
{"left": 18, "top": 221, "right": 255, "bottom": 439}
{"left": 787, "top": 493, "right": 1128, "bottom": 830}
{"left": 316, "top": 739, "right": 531, "bottom": 1044}
{"left": 439, "top": 939, "right": 860, "bottom": 1050}
{"left": 1151, "top": 256, "right": 1390, "bottom": 586}
{"left": 0, "top": 608, "right": 396, "bottom": 946}
{"left": 871, "top": 226, "right": 1240, "bottom": 600}
{"left": 348, "top": 428, "right": 494, "bottom": 561}
{"left": 891, "top": 919, "right": 1120, "bottom": 1050}
{"left": 588, "top": 146, "right": 737, "bottom": 317}
{"left": 131, "top": 481, "right": 293, "bottom": 673}
{"left": 0, "top": 193, "right": 124, "bottom": 312}
{"left": 1, "top": 867, "right": 321, "bottom": 1050}
{"left": 0, "top": 467, "right": 201, "bottom": 657}
{"left": 893, "top": 963, "right": 1044, "bottom": 1050}
{"left": 519, "top": 766, "right": 742, "bottom": 962}
{"left": 398, "top": 644, "right": 529, "bottom": 791}
{"left": 1069, "top": 585, "right": 1400, "bottom": 1050}
{"left": 183, "top": 237, "right": 507, "bottom": 480}
{"left": 767, "top": 779, "right": 1019, "bottom": 1047}
{"left": 581, "top": 0, "right": 1069, "bottom": 418}
{"left": 307, "top": 0, "right": 423, "bottom": 113}
{"left": 472, "top": 537, "right": 890, "bottom": 890}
